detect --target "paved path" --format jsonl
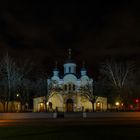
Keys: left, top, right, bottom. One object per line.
{"left": 1, "top": 112, "right": 140, "bottom": 119}
{"left": 1, "top": 117, "right": 140, "bottom": 127}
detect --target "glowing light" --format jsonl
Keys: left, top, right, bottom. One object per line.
{"left": 16, "top": 94, "right": 19, "bottom": 97}
{"left": 97, "top": 102, "right": 100, "bottom": 105}
{"left": 135, "top": 99, "right": 139, "bottom": 103}
{"left": 115, "top": 102, "right": 120, "bottom": 106}
{"left": 40, "top": 103, "right": 44, "bottom": 107}
{"left": 130, "top": 105, "right": 133, "bottom": 109}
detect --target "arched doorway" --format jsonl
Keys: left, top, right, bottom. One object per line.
{"left": 96, "top": 101, "right": 102, "bottom": 111}
{"left": 66, "top": 99, "right": 73, "bottom": 112}
{"left": 47, "top": 102, "right": 53, "bottom": 112}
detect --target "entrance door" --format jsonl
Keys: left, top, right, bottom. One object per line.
{"left": 96, "top": 101, "right": 102, "bottom": 111}
{"left": 48, "top": 102, "right": 52, "bottom": 112}
{"left": 66, "top": 99, "right": 73, "bottom": 112}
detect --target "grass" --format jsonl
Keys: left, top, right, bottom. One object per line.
{"left": 0, "top": 119, "right": 140, "bottom": 140}
{"left": 0, "top": 126, "right": 140, "bottom": 140}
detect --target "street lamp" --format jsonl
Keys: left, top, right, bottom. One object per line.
{"left": 115, "top": 101, "right": 120, "bottom": 111}
{"left": 46, "top": 102, "right": 49, "bottom": 112}
{"left": 16, "top": 93, "right": 20, "bottom": 112}
{"left": 115, "top": 102, "right": 120, "bottom": 106}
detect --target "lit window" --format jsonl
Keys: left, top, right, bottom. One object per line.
{"left": 69, "top": 67, "right": 71, "bottom": 73}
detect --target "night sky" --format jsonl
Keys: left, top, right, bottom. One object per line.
{"left": 0, "top": 1, "right": 140, "bottom": 78}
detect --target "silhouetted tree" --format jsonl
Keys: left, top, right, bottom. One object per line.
{"left": 0, "top": 54, "right": 33, "bottom": 112}
{"left": 79, "top": 82, "right": 97, "bottom": 112}
{"left": 100, "top": 59, "right": 135, "bottom": 109}
{"left": 0, "top": 54, "right": 21, "bottom": 111}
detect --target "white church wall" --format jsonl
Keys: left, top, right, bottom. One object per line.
{"left": 51, "top": 76, "right": 60, "bottom": 82}
{"left": 48, "top": 93, "right": 64, "bottom": 112}
{"left": 63, "top": 74, "right": 77, "bottom": 85}
{"left": 33, "top": 50, "right": 108, "bottom": 113}
{"left": 33, "top": 97, "right": 45, "bottom": 112}
{"left": 78, "top": 95, "right": 92, "bottom": 111}
{"left": 63, "top": 63, "right": 76, "bottom": 74}
{"left": 80, "top": 75, "right": 90, "bottom": 86}
{"left": 94, "top": 96, "right": 107, "bottom": 111}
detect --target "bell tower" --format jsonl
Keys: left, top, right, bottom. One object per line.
{"left": 63, "top": 49, "right": 76, "bottom": 74}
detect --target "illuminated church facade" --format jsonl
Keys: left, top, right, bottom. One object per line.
{"left": 33, "top": 49, "right": 107, "bottom": 112}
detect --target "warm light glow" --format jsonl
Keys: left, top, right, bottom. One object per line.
{"left": 97, "top": 102, "right": 100, "bottom": 105}
{"left": 40, "top": 103, "right": 44, "bottom": 107}
{"left": 47, "top": 102, "right": 49, "bottom": 105}
{"left": 135, "top": 99, "right": 139, "bottom": 103}
{"left": 115, "top": 102, "right": 120, "bottom": 106}
{"left": 16, "top": 94, "right": 19, "bottom": 97}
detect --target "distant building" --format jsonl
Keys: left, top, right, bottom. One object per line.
{"left": 0, "top": 101, "right": 21, "bottom": 112}
{"left": 33, "top": 49, "right": 107, "bottom": 112}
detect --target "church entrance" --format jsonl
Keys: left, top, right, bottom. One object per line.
{"left": 96, "top": 101, "right": 102, "bottom": 111}
{"left": 66, "top": 99, "right": 73, "bottom": 112}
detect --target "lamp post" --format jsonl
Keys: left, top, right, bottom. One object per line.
{"left": 46, "top": 102, "right": 49, "bottom": 112}
{"left": 16, "top": 93, "right": 21, "bottom": 112}
{"left": 115, "top": 101, "right": 120, "bottom": 111}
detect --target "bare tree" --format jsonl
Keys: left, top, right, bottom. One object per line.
{"left": 0, "top": 54, "right": 20, "bottom": 111}
{"left": 0, "top": 54, "right": 33, "bottom": 112}
{"left": 100, "top": 59, "right": 135, "bottom": 108}
{"left": 79, "top": 82, "right": 97, "bottom": 112}
{"left": 35, "top": 78, "right": 48, "bottom": 97}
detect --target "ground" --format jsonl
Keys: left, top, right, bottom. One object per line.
{"left": 1, "top": 117, "right": 140, "bottom": 140}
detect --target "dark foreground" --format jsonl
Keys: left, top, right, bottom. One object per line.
{"left": 1, "top": 118, "right": 140, "bottom": 140}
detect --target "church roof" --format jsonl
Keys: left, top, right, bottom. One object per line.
{"left": 81, "top": 67, "right": 86, "bottom": 71}
{"left": 81, "top": 61, "right": 87, "bottom": 71}
{"left": 64, "top": 59, "right": 75, "bottom": 64}
{"left": 53, "top": 68, "right": 59, "bottom": 71}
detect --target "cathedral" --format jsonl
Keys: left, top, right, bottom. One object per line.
{"left": 33, "top": 49, "right": 107, "bottom": 112}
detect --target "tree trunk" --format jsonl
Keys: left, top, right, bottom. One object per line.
{"left": 6, "top": 101, "right": 9, "bottom": 112}
{"left": 2, "top": 102, "right": 5, "bottom": 112}
{"left": 20, "top": 101, "right": 23, "bottom": 112}
{"left": 92, "top": 102, "right": 94, "bottom": 112}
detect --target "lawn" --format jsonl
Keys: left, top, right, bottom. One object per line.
{"left": 0, "top": 118, "right": 140, "bottom": 140}
{"left": 0, "top": 119, "right": 140, "bottom": 140}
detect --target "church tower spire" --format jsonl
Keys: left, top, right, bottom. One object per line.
{"left": 53, "top": 61, "right": 59, "bottom": 76}
{"left": 63, "top": 48, "right": 76, "bottom": 74}
{"left": 68, "top": 48, "right": 72, "bottom": 60}
{"left": 82, "top": 61, "right": 85, "bottom": 69}
{"left": 81, "top": 61, "right": 87, "bottom": 76}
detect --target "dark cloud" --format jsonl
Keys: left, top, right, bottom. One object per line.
{"left": 0, "top": 1, "right": 140, "bottom": 77}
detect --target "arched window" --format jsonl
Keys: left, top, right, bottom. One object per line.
{"left": 69, "top": 67, "right": 71, "bottom": 73}
{"left": 64, "top": 85, "right": 67, "bottom": 91}
{"left": 69, "top": 84, "right": 71, "bottom": 91}
{"left": 73, "top": 85, "right": 75, "bottom": 91}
